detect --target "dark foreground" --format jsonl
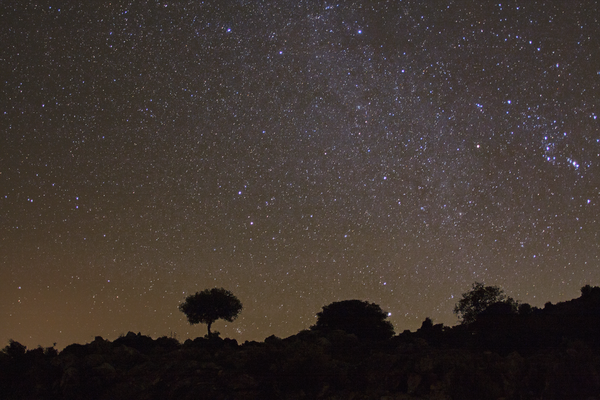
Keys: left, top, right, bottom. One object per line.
{"left": 3, "top": 289, "right": 600, "bottom": 399}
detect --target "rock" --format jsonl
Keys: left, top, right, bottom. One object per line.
{"left": 416, "top": 356, "right": 434, "bottom": 373}
{"left": 89, "top": 336, "right": 113, "bottom": 353}
{"left": 53, "top": 352, "right": 79, "bottom": 369}
{"left": 198, "top": 361, "right": 220, "bottom": 370}
{"left": 265, "top": 335, "right": 282, "bottom": 345}
{"left": 231, "top": 373, "right": 259, "bottom": 390}
{"left": 407, "top": 373, "right": 422, "bottom": 394}
{"left": 94, "top": 362, "right": 117, "bottom": 377}
{"left": 60, "top": 366, "right": 79, "bottom": 388}
{"left": 84, "top": 353, "right": 105, "bottom": 368}
{"left": 61, "top": 343, "right": 89, "bottom": 358}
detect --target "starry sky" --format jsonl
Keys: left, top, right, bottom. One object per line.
{"left": 2, "top": 1, "right": 599, "bottom": 349}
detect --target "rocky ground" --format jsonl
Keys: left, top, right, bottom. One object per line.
{"left": 2, "top": 328, "right": 600, "bottom": 400}
{"left": 4, "top": 288, "right": 600, "bottom": 399}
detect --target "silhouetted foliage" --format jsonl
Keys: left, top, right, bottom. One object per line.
{"left": 420, "top": 317, "right": 434, "bottom": 331}
{"left": 518, "top": 302, "right": 534, "bottom": 315}
{"left": 478, "top": 301, "right": 518, "bottom": 317}
{"left": 581, "top": 284, "right": 600, "bottom": 300}
{"left": 4, "top": 286, "right": 600, "bottom": 399}
{"left": 114, "top": 331, "right": 156, "bottom": 353}
{"left": 2, "top": 339, "right": 26, "bottom": 359}
{"left": 454, "top": 282, "right": 516, "bottom": 325}
{"left": 311, "top": 299, "right": 394, "bottom": 341}
{"left": 178, "top": 287, "right": 242, "bottom": 337}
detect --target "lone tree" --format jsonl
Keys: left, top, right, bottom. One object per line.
{"left": 311, "top": 299, "right": 394, "bottom": 341}
{"left": 454, "top": 282, "right": 517, "bottom": 325}
{"left": 179, "top": 288, "right": 242, "bottom": 337}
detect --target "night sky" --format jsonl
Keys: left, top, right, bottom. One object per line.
{"left": 2, "top": 1, "right": 599, "bottom": 350}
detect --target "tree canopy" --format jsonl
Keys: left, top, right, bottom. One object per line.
{"left": 178, "top": 288, "right": 243, "bottom": 337}
{"left": 453, "top": 282, "right": 517, "bottom": 325}
{"left": 311, "top": 299, "right": 394, "bottom": 341}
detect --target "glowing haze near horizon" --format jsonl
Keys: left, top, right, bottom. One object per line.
{"left": 2, "top": 1, "right": 599, "bottom": 349}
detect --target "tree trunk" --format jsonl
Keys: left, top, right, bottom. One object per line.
{"left": 207, "top": 321, "right": 212, "bottom": 337}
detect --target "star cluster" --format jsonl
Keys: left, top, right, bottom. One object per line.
{"left": 1, "top": 1, "right": 599, "bottom": 348}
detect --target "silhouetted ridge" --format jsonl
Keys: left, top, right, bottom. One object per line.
{"left": 2, "top": 286, "right": 600, "bottom": 399}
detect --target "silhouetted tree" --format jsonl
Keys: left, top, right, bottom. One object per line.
{"left": 420, "top": 317, "right": 434, "bottom": 331}
{"left": 454, "top": 282, "right": 516, "bottom": 325}
{"left": 311, "top": 299, "right": 394, "bottom": 341}
{"left": 581, "top": 284, "right": 600, "bottom": 300}
{"left": 478, "top": 301, "right": 518, "bottom": 317}
{"left": 581, "top": 284, "right": 593, "bottom": 297}
{"left": 179, "top": 288, "right": 242, "bottom": 337}
{"left": 2, "top": 339, "right": 26, "bottom": 359}
{"left": 518, "top": 302, "right": 533, "bottom": 315}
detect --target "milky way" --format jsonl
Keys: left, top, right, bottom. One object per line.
{"left": 2, "top": 1, "right": 599, "bottom": 349}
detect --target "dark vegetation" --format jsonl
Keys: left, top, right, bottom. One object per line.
{"left": 311, "top": 299, "right": 395, "bottom": 341}
{"left": 178, "top": 288, "right": 243, "bottom": 337}
{"left": 3, "top": 284, "right": 600, "bottom": 399}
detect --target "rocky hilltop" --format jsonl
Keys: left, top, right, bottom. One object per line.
{"left": 3, "top": 288, "right": 600, "bottom": 399}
